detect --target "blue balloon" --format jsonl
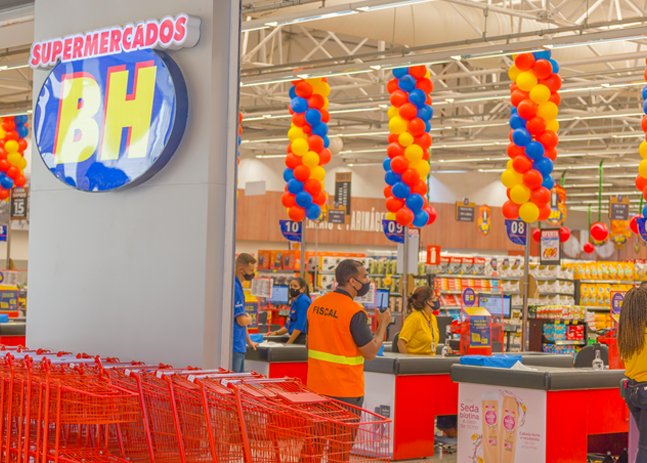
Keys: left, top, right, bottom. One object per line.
{"left": 424, "top": 120, "right": 431, "bottom": 132}
{"left": 283, "top": 168, "right": 295, "bottom": 182}
{"left": 542, "top": 175, "right": 554, "bottom": 191}
{"left": 290, "top": 97, "right": 308, "bottom": 114}
{"left": 533, "top": 50, "right": 552, "bottom": 60}
{"left": 533, "top": 157, "right": 554, "bottom": 176}
{"left": 311, "top": 122, "right": 328, "bottom": 137}
{"left": 525, "top": 141, "right": 545, "bottom": 161}
{"left": 643, "top": 85, "right": 647, "bottom": 101}
{"left": 289, "top": 86, "right": 297, "bottom": 99}
{"left": 238, "top": 134, "right": 241, "bottom": 145}
{"left": 296, "top": 191, "right": 313, "bottom": 208}
{"left": 392, "top": 182, "right": 411, "bottom": 199}
{"left": 643, "top": 205, "right": 647, "bottom": 218}
{"left": 323, "top": 136, "right": 330, "bottom": 148}
{"left": 1, "top": 177, "right": 13, "bottom": 190}
{"left": 383, "top": 157, "right": 392, "bottom": 172}
{"left": 408, "top": 89, "right": 427, "bottom": 108}
{"left": 398, "top": 75, "right": 417, "bottom": 92}
{"left": 393, "top": 67, "right": 409, "bottom": 78}
{"left": 509, "top": 114, "right": 527, "bottom": 130}
{"left": 13, "top": 115, "right": 27, "bottom": 125}
{"left": 417, "top": 105, "right": 433, "bottom": 121}
{"left": 511, "top": 107, "right": 518, "bottom": 115}
{"left": 642, "top": 99, "right": 647, "bottom": 116}
{"left": 548, "top": 58, "right": 559, "bottom": 74}
{"left": 412, "top": 210, "right": 429, "bottom": 228}
{"left": 406, "top": 193, "right": 425, "bottom": 212}
{"left": 385, "top": 171, "right": 400, "bottom": 186}
{"left": 305, "top": 109, "right": 322, "bottom": 125}
{"left": 512, "top": 128, "right": 532, "bottom": 147}
{"left": 306, "top": 203, "right": 322, "bottom": 220}
{"left": 287, "top": 179, "right": 304, "bottom": 194}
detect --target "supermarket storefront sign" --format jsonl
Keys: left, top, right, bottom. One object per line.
{"left": 31, "top": 14, "right": 200, "bottom": 191}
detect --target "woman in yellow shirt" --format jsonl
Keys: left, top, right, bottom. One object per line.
{"left": 618, "top": 286, "right": 647, "bottom": 462}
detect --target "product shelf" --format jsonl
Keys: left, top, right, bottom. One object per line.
{"left": 433, "top": 274, "right": 500, "bottom": 280}
{"left": 257, "top": 269, "right": 299, "bottom": 274}
{"left": 577, "top": 279, "right": 636, "bottom": 284}
{"left": 583, "top": 306, "right": 611, "bottom": 312}
{"left": 538, "top": 292, "right": 575, "bottom": 297}
{"left": 369, "top": 273, "right": 402, "bottom": 277}
{"left": 542, "top": 339, "right": 586, "bottom": 346}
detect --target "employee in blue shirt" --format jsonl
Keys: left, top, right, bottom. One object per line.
{"left": 232, "top": 253, "right": 259, "bottom": 373}
{"left": 267, "top": 277, "right": 310, "bottom": 344}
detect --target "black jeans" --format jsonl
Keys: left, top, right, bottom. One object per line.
{"left": 625, "top": 379, "right": 647, "bottom": 463}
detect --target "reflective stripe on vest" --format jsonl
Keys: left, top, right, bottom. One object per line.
{"left": 308, "top": 349, "right": 364, "bottom": 366}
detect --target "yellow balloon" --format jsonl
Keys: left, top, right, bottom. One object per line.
{"left": 412, "top": 160, "right": 430, "bottom": 177}
{"left": 0, "top": 128, "right": 6, "bottom": 139}
{"left": 640, "top": 141, "right": 647, "bottom": 159}
{"left": 640, "top": 159, "right": 647, "bottom": 178}
{"left": 388, "top": 106, "right": 399, "bottom": 119}
{"left": 424, "top": 70, "right": 431, "bottom": 78}
{"left": 7, "top": 153, "right": 21, "bottom": 167}
{"left": 508, "top": 65, "right": 521, "bottom": 82}
{"left": 17, "top": 158, "right": 26, "bottom": 170}
{"left": 507, "top": 159, "right": 514, "bottom": 170}
{"left": 291, "top": 138, "right": 309, "bottom": 156}
{"left": 389, "top": 116, "right": 407, "bottom": 135}
{"left": 501, "top": 169, "right": 523, "bottom": 189}
{"left": 399, "top": 132, "right": 414, "bottom": 147}
{"left": 516, "top": 71, "right": 538, "bottom": 92}
{"left": 306, "top": 78, "right": 322, "bottom": 85}
{"left": 545, "top": 119, "right": 559, "bottom": 132}
{"left": 4, "top": 140, "right": 18, "bottom": 154}
{"left": 386, "top": 212, "right": 396, "bottom": 221}
{"left": 322, "top": 98, "right": 329, "bottom": 110}
{"left": 537, "top": 102, "right": 558, "bottom": 121}
{"left": 313, "top": 82, "right": 331, "bottom": 97}
{"left": 310, "top": 166, "right": 326, "bottom": 181}
{"left": 510, "top": 184, "right": 531, "bottom": 204}
{"left": 519, "top": 202, "right": 540, "bottom": 223}
{"left": 405, "top": 144, "right": 423, "bottom": 162}
{"left": 529, "top": 84, "right": 551, "bottom": 105}
{"left": 288, "top": 127, "right": 307, "bottom": 142}
{"left": 303, "top": 151, "right": 320, "bottom": 168}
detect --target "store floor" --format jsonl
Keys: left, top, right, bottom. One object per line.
{"left": 424, "top": 453, "right": 457, "bottom": 462}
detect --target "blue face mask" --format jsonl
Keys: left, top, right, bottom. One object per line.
{"left": 433, "top": 299, "right": 441, "bottom": 310}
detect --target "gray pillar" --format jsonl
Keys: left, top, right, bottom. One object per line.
{"left": 27, "top": 0, "right": 241, "bottom": 368}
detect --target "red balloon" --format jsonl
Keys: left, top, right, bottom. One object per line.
{"left": 426, "top": 95, "right": 432, "bottom": 105}
{"left": 517, "top": 99, "right": 538, "bottom": 119}
{"left": 583, "top": 242, "right": 595, "bottom": 254}
{"left": 286, "top": 153, "right": 302, "bottom": 169}
{"left": 308, "top": 135, "right": 324, "bottom": 153}
{"left": 0, "top": 148, "right": 8, "bottom": 160}
{"left": 387, "top": 78, "right": 399, "bottom": 94}
{"left": 302, "top": 125, "right": 311, "bottom": 135}
{"left": 402, "top": 169, "right": 420, "bottom": 186}
{"left": 288, "top": 206, "right": 306, "bottom": 222}
{"left": 533, "top": 229, "right": 541, "bottom": 242}
{"left": 639, "top": 175, "right": 647, "bottom": 192}
{"left": 318, "top": 148, "right": 331, "bottom": 165}
{"left": 544, "top": 148, "right": 557, "bottom": 162}
{"left": 530, "top": 187, "right": 550, "bottom": 207}
{"left": 509, "top": 129, "right": 514, "bottom": 142}
{"left": 515, "top": 53, "right": 535, "bottom": 71}
{"left": 407, "top": 118, "right": 426, "bottom": 136}
{"left": 506, "top": 188, "right": 511, "bottom": 200}
{"left": 238, "top": 125, "right": 242, "bottom": 136}
{"left": 511, "top": 90, "right": 529, "bottom": 108}
{"left": 538, "top": 203, "right": 551, "bottom": 221}
{"left": 409, "top": 65, "right": 427, "bottom": 79}
{"left": 1, "top": 120, "right": 15, "bottom": 132}
{"left": 396, "top": 207, "right": 414, "bottom": 226}
{"left": 0, "top": 160, "right": 10, "bottom": 172}
{"left": 512, "top": 155, "right": 533, "bottom": 174}
{"left": 502, "top": 201, "right": 520, "bottom": 220}
{"left": 399, "top": 103, "right": 418, "bottom": 121}
{"left": 281, "top": 192, "right": 296, "bottom": 208}
{"left": 549, "top": 92, "right": 561, "bottom": 106}
{"left": 426, "top": 205, "right": 437, "bottom": 225}
{"left": 416, "top": 78, "right": 433, "bottom": 94}
{"left": 642, "top": 116, "right": 647, "bottom": 133}
{"left": 388, "top": 133, "right": 399, "bottom": 144}
{"left": 292, "top": 113, "right": 306, "bottom": 127}
{"left": 384, "top": 186, "right": 393, "bottom": 198}
{"left": 523, "top": 169, "right": 543, "bottom": 189}
{"left": 4, "top": 131, "right": 18, "bottom": 141}
{"left": 387, "top": 143, "right": 405, "bottom": 159}
{"left": 307, "top": 94, "right": 325, "bottom": 110}
{"left": 6, "top": 167, "right": 18, "bottom": 180}
{"left": 507, "top": 143, "right": 525, "bottom": 159}
{"left": 423, "top": 151, "right": 430, "bottom": 162}
{"left": 560, "top": 226, "right": 571, "bottom": 243}
{"left": 412, "top": 180, "right": 428, "bottom": 196}
{"left": 526, "top": 116, "right": 546, "bottom": 136}
{"left": 14, "top": 176, "right": 25, "bottom": 188}
{"left": 541, "top": 74, "right": 562, "bottom": 93}
{"left": 320, "top": 109, "right": 330, "bottom": 124}
{"left": 590, "top": 222, "right": 609, "bottom": 241}
{"left": 643, "top": 186, "right": 647, "bottom": 202}
{"left": 414, "top": 133, "right": 432, "bottom": 150}
{"left": 532, "top": 59, "right": 553, "bottom": 79}
{"left": 390, "top": 90, "right": 408, "bottom": 107}
{"left": 538, "top": 130, "right": 558, "bottom": 150}
{"left": 304, "top": 178, "right": 322, "bottom": 195}
{"left": 386, "top": 196, "right": 405, "bottom": 213}
{"left": 390, "top": 156, "right": 409, "bottom": 174}
{"left": 510, "top": 83, "right": 518, "bottom": 93}
{"left": 631, "top": 215, "right": 641, "bottom": 234}
{"left": 294, "top": 165, "right": 310, "bottom": 182}
{"left": 0, "top": 189, "right": 9, "bottom": 201}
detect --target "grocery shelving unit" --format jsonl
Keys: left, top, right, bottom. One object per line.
{"left": 529, "top": 319, "right": 588, "bottom": 352}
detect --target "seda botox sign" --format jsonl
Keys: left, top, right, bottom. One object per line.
{"left": 31, "top": 14, "right": 200, "bottom": 192}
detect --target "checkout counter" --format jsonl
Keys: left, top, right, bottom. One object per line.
{"left": 244, "top": 342, "right": 308, "bottom": 384}
{"left": 451, "top": 365, "right": 627, "bottom": 463}
{"left": 363, "top": 351, "right": 574, "bottom": 460}
{"left": 0, "top": 318, "right": 25, "bottom": 347}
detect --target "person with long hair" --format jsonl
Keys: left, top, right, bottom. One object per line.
{"left": 618, "top": 286, "right": 647, "bottom": 462}
{"left": 268, "top": 277, "right": 311, "bottom": 344}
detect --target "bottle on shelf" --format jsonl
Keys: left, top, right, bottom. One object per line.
{"left": 592, "top": 350, "right": 604, "bottom": 371}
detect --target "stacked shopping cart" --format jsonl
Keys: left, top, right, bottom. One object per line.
{"left": 0, "top": 346, "right": 391, "bottom": 463}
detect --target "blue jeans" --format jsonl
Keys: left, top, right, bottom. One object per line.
{"left": 232, "top": 352, "right": 245, "bottom": 373}
{"left": 626, "top": 379, "right": 647, "bottom": 463}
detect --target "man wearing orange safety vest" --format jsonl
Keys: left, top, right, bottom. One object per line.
{"left": 307, "top": 259, "right": 391, "bottom": 407}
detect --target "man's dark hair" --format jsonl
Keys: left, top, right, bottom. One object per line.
{"left": 641, "top": 281, "right": 647, "bottom": 289}
{"left": 235, "top": 253, "right": 257, "bottom": 268}
{"left": 335, "top": 259, "right": 364, "bottom": 286}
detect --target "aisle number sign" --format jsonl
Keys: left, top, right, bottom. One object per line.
{"left": 280, "top": 220, "right": 302, "bottom": 242}
{"left": 31, "top": 13, "right": 201, "bottom": 191}
{"left": 505, "top": 219, "right": 527, "bottom": 246}
{"left": 382, "top": 220, "right": 405, "bottom": 243}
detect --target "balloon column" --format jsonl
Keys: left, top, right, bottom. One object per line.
{"left": 501, "top": 51, "right": 561, "bottom": 224}
{"left": 383, "top": 65, "right": 436, "bottom": 228}
{"left": 636, "top": 66, "right": 647, "bottom": 224}
{"left": 0, "top": 116, "right": 28, "bottom": 199}
{"left": 282, "top": 78, "right": 332, "bottom": 222}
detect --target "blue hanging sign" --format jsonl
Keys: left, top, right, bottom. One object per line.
{"left": 637, "top": 217, "right": 647, "bottom": 243}
{"left": 611, "top": 292, "right": 624, "bottom": 316}
{"left": 0, "top": 226, "right": 7, "bottom": 243}
{"left": 382, "top": 220, "right": 406, "bottom": 243}
{"left": 462, "top": 287, "right": 477, "bottom": 307}
{"left": 505, "top": 219, "right": 527, "bottom": 246}
{"left": 280, "top": 220, "right": 302, "bottom": 242}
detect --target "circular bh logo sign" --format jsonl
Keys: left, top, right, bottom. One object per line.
{"left": 34, "top": 49, "right": 188, "bottom": 191}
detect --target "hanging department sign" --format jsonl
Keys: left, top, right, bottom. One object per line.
{"left": 31, "top": 14, "right": 200, "bottom": 192}
{"left": 540, "top": 228, "right": 561, "bottom": 265}
{"left": 546, "top": 185, "right": 567, "bottom": 225}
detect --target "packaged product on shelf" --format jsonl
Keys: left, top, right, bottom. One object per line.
{"left": 554, "top": 324, "right": 566, "bottom": 341}
{"left": 580, "top": 284, "right": 590, "bottom": 305}
{"left": 390, "top": 259, "right": 399, "bottom": 275}
{"left": 320, "top": 275, "right": 335, "bottom": 291}
{"left": 460, "top": 257, "right": 474, "bottom": 275}
{"left": 257, "top": 250, "right": 271, "bottom": 270}
{"left": 448, "top": 256, "right": 462, "bottom": 274}
{"left": 473, "top": 257, "right": 485, "bottom": 275}
{"left": 270, "top": 250, "right": 283, "bottom": 270}
{"left": 635, "top": 261, "right": 646, "bottom": 281}
{"left": 485, "top": 257, "right": 497, "bottom": 276}
{"left": 608, "top": 262, "right": 618, "bottom": 280}
{"left": 438, "top": 256, "right": 450, "bottom": 274}
{"left": 604, "top": 284, "right": 612, "bottom": 306}
{"left": 499, "top": 259, "right": 511, "bottom": 277}
{"left": 543, "top": 324, "right": 555, "bottom": 341}
{"left": 600, "top": 262, "right": 610, "bottom": 280}
{"left": 418, "top": 262, "right": 425, "bottom": 275}
{"left": 543, "top": 343, "right": 555, "bottom": 354}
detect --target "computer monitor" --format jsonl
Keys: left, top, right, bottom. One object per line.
{"left": 376, "top": 289, "right": 390, "bottom": 312}
{"left": 479, "top": 295, "right": 511, "bottom": 318}
{"left": 270, "top": 285, "right": 289, "bottom": 305}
